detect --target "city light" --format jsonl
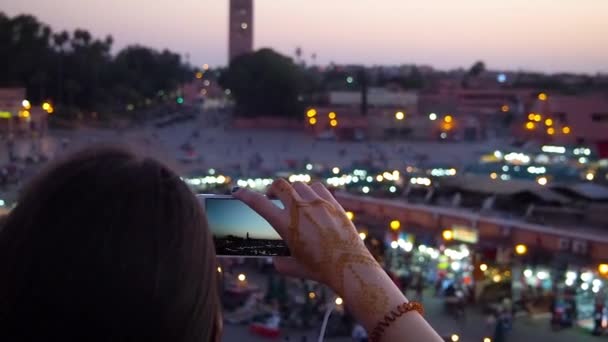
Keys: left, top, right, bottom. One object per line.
{"left": 444, "top": 115, "right": 453, "bottom": 123}
{"left": 545, "top": 118, "right": 553, "bottom": 126}
{"left": 241, "top": 22, "right": 248, "bottom": 29}
{"left": 562, "top": 126, "right": 571, "bottom": 134}
{"left": 306, "top": 108, "right": 317, "bottom": 117}
{"left": 480, "top": 263, "right": 488, "bottom": 272}
{"left": 195, "top": 71, "right": 203, "bottom": 79}
{"left": 390, "top": 241, "right": 399, "bottom": 249}
{"left": 599, "top": 264, "right": 608, "bottom": 275}
{"left": 547, "top": 127, "right": 555, "bottom": 135}
{"left": 493, "top": 275, "right": 502, "bottom": 283}
{"left": 346, "top": 76, "right": 354, "bottom": 84}
{"left": 534, "top": 114, "right": 542, "bottom": 122}
{"left": 376, "top": 175, "right": 384, "bottom": 182}
{"left": 359, "top": 232, "right": 367, "bottom": 240}
{"left": 395, "top": 111, "right": 405, "bottom": 120}
{"left": 330, "top": 119, "right": 338, "bottom": 127}
{"left": 42, "top": 102, "right": 51, "bottom": 111}
{"left": 22, "top": 100, "right": 31, "bottom": 109}
{"left": 309, "top": 292, "right": 316, "bottom": 299}
{"left": 389, "top": 186, "right": 397, "bottom": 193}
{"left": 528, "top": 113, "right": 535, "bottom": 121}
{"left": 586, "top": 173, "right": 595, "bottom": 181}
{"left": 538, "top": 93, "right": 548, "bottom": 101}
{"left": 328, "top": 112, "right": 336, "bottom": 119}
{"left": 451, "top": 334, "right": 460, "bottom": 342}
{"left": 332, "top": 167, "right": 340, "bottom": 174}
{"left": 515, "top": 244, "right": 528, "bottom": 255}
{"left": 362, "top": 186, "right": 370, "bottom": 194}
{"left": 525, "top": 122, "right": 535, "bottom": 130}
{"left": 501, "top": 105, "right": 509, "bottom": 112}
{"left": 537, "top": 177, "right": 548, "bottom": 186}
{"left": 429, "top": 113, "right": 437, "bottom": 121}
{"left": 484, "top": 338, "right": 492, "bottom": 342}
{"left": 346, "top": 211, "right": 354, "bottom": 220}
{"left": 217, "top": 266, "right": 222, "bottom": 273}
{"left": 335, "top": 297, "right": 343, "bottom": 305}
{"left": 203, "top": 63, "right": 209, "bottom": 70}
{"left": 490, "top": 172, "right": 498, "bottom": 179}
{"left": 306, "top": 163, "right": 313, "bottom": 170}
{"left": 390, "top": 220, "right": 401, "bottom": 230}
{"left": 308, "top": 117, "right": 317, "bottom": 125}
{"left": 442, "top": 230, "right": 453, "bottom": 241}
{"left": 237, "top": 273, "right": 246, "bottom": 282}
{"left": 541, "top": 145, "right": 566, "bottom": 154}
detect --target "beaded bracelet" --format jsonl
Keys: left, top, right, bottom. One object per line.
{"left": 368, "top": 301, "right": 424, "bottom": 342}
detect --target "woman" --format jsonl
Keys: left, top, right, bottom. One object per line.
{"left": 0, "top": 146, "right": 441, "bottom": 341}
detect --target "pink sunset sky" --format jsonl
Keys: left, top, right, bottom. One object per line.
{"left": 2, "top": 0, "right": 607, "bottom": 73}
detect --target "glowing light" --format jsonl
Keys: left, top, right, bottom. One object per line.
{"left": 389, "top": 186, "right": 397, "bottom": 193}
{"left": 523, "top": 269, "right": 533, "bottom": 278}
{"left": 306, "top": 163, "right": 313, "bottom": 170}
{"left": 390, "top": 220, "right": 401, "bottom": 230}
{"left": 534, "top": 114, "right": 542, "bottom": 122}
{"left": 376, "top": 175, "right": 384, "bottom": 182}
{"left": 332, "top": 167, "right": 340, "bottom": 174}
{"left": 538, "top": 93, "right": 548, "bottom": 101}
{"left": 390, "top": 241, "right": 399, "bottom": 249}
{"left": 442, "top": 230, "right": 453, "bottom": 241}
{"left": 440, "top": 132, "right": 447, "bottom": 139}
{"left": 195, "top": 72, "right": 203, "bottom": 79}
{"left": 582, "top": 272, "right": 593, "bottom": 282}
{"left": 599, "top": 264, "right": 608, "bottom": 275}
{"left": 497, "top": 73, "right": 507, "bottom": 83}
{"left": 451, "top": 334, "right": 460, "bottom": 342}
{"left": 346, "top": 76, "right": 354, "bottom": 84}
{"left": 562, "top": 126, "right": 571, "bottom": 134}
{"left": 545, "top": 118, "right": 553, "bottom": 126}
{"left": 484, "top": 338, "right": 492, "bottom": 342}
{"left": 537, "top": 271, "right": 549, "bottom": 280}
{"left": 501, "top": 105, "right": 509, "bottom": 112}
{"left": 541, "top": 145, "right": 566, "bottom": 154}
{"left": 20, "top": 110, "right": 30, "bottom": 118}
{"left": 216, "top": 175, "right": 227, "bottom": 184}
{"left": 335, "top": 297, "right": 343, "bottom": 305}
{"left": 359, "top": 232, "right": 367, "bottom": 240}
{"left": 528, "top": 113, "right": 535, "bottom": 121}
{"left": 237, "top": 273, "right": 246, "bottom": 282}
{"left": 203, "top": 64, "right": 209, "bottom": 70}
{"left": 547, "top": 127, "right": 555, "bottom": 135}
{"left": 493, "top": 274, "right": 502, "bottom": 283}
{"left": 362, "top": 186, "right": 370, "bottom": 194}
{"left": 21, "top": 100, "right": 31, "bottom": 109}
{"left": 217, "top": 267, "right": 222, "bottom": 273}
{"left": 586, "top": 173, "right": 595, "bottom": 181}
{"left": 480, "top": 264, "right": 488, "bottom": 272}
{"left": 329, "top": 119, "right": 338, "bottom": 127}
{"left": 328, "top": 112, "right": 336, "bottom": 119}
{"left": 451, "top": 261, "right": 462, "bottom": 271}
{"left": 346, "top": 211, "right": 354, "bottom": 220}
{"left": 42, "top": 102, "right": 51, "bottom": 111}
{"left": 429, "top": 113, "right": 437, "bottom": 121}
{"left": 490, "top": 172, "right": 498, "bottom": 180}
{"left": 395, "top": 111, "right": 405, "bottom": 120}
{"left": 308, "top": 117, "right": 317, "bottom": 125}
{"left": 444, "top": 115, "right": 453, "bottom": 123}
{"left": 515, "top": 244, "right": 528, "bottom": 255}
{"left": 309, "top": 292, "right": 316, "bottom": 299}
{"left": 525, "top": 122, "right": 535, "bottom": 130}
{"left": 581, "top": 283, "right": 590, "bottom": 291}
{"left": 240, "top": 22, "right": 248, "bottom": 29}
{"left": 537, "top": 177, "right": 548, "bottom": 186}
{"left": 306, "top": 109, "right": 317, "bottom": 117}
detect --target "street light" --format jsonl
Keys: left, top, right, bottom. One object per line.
{"left": 545, "top": 118, "right": 553, "bottom": 126}
{"left": 547, "top": 127, "right": 555, "bottom": 135}
{"left": 328, "top": 112, "right": 336, "bottom": 119}
{"left": 501, "top": 105, "right": 509, "bottom": 112}
{"left": 237, "top": 273, "right": 246, "bottom": 282}
{"left": 599, "top": 264, "right": 608, "bottom": 275}
{"left": 515, "top": 244, "right": 527, "bottom": 255}
{"left": 359, "top": 232, "right": 367, "bottom": 240}
{"left": 450, "top": 334, "right": 459, "bottom": 342}
{"left": 330, "top": 119, "right": 338, "bottom": 127}
{"left": 306, "top": 109, "right": 317, "bottom": 117}
{"left": 429, "top": 113, "right": 437, "bottom": 121}
{"left": 345, "top": 211, "right": 354, "bottom": 220}
{"left": 538, "top": 93, "right": 548, "bottom": 101}
{"left": 562, "top": 126, "right": 571, "bottom": 134}
{"left": 308, "top": 117, "right": 317, "bottom": 125}
{"left": 335, "top": 297, "right": 343, "bottom": 305}
{"left": 525, "top": 122, "right": 535, "bottom": 130}
{"left": 390, "top": 220, "right": 400, "bottom": 230}
{"left": 395, "top": 111, "right": 405, "bottom": 120}
{"left": 22, "top": 100, "right": 31, "bottom": 109}
{"left": 480, "top": 263, "right": 488, "bottom": 272}
{"left": 444, "top": 115, "right": 453, "bottom": 123}
{"left": 442, "top": 230, "right": 453, "bottom": 241}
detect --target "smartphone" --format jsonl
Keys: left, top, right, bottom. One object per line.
{"left": 198, "top": 194, "right": 289, "bottom": 257}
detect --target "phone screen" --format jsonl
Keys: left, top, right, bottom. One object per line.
{"left": 202, "top": 197, "right": 289, "bottom": 256}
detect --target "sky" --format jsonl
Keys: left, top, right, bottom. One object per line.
{"left": 2, "top": 0, "right": 607, "bottom": 73}
{"left": 204, "top": 197, "right": 282, "bottom": 240}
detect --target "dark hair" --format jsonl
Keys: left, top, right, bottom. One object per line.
{"left": 0, "top": 146, "right": 219, "bottom": 341}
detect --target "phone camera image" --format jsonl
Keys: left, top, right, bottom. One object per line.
{"left": 201, "top": 196, "right": 289, "bottom": 257}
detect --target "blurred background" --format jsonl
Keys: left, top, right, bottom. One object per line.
{"left": 1, "top": 0, "right": 608, "bottom": 341}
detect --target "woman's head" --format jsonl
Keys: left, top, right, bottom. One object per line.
{"left": 0, "top": 146, "right": 219, "bottom": 341}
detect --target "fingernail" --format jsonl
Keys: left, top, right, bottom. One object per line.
{"left": 231, "top": 186, "right": 241, "bottom": 193}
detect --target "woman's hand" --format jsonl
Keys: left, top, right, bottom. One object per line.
{"left": 234, "top": 180, "right": 387, "bottom": 314}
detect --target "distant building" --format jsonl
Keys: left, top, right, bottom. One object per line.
{"left": 229, "top": 0, "right": 253, "bottom": 62}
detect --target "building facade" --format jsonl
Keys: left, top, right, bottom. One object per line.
{"left": 228, "top": 0, "right": 253, "bottom": 62}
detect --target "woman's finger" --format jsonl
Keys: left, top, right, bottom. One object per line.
{"left": 310, "top": 182, "right": 345, "bottom": 211}
{"left": 291, "top": 182, "right": 319, "bottom": 201}
{"left": 232, "top": 188, "right": 288, "bottom": 236}
{"left": 268, "top": 178, "right": 302, "bottom": 208}
{"left": 273, "top": 257, "right": 318, "bottom": 281}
